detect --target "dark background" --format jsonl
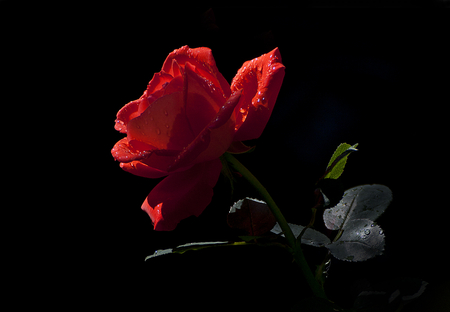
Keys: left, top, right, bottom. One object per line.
{"left": 3, "top": 3, "right": 449, "bottom": 311}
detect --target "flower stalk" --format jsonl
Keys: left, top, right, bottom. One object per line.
{"left": 223, "top": 152, "right": 327, "bottom": 299}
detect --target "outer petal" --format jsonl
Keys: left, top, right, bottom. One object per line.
{"left": 114, "top": 99, "right": 141, "bottom": 133}
{"left": 111, "top": 137, "right": 152, "bottom": 163}
{"left": 231, "top": 47, "right": 285, "bottom": 141}
{"left": 141, "top": 158, "right": 222, "bottom": 231}
{"left": 112, "top": 138, "right": 177, "bottom": 178}
{"left": 162, "top": 46, "right": 231, "bottom": 100}
{"left": 127, "top": 90, "right": 195, "bottom": 151}
{"left": 119, "top": 161, "right": 168, "bottom": 179}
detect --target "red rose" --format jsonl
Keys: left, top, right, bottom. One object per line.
{"left": 112, "top": 46, "right": 285, "bottom": 231}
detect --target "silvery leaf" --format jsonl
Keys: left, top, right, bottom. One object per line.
{"left": 271, "top": 223, "right": 331, "bottom": 247}
{"left": 327, "top": 219, "right": 385, "bottom": 262}
{"left": 323, "top": 184, "right": 392, "bottom": 231}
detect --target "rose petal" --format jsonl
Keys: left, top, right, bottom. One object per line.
{"left": 184, "top": 64, "right": 227, "bottom": 134}
{"left": 112, "top": 138, "right": 173, "bottom": 178}
{"left": 146, "top": 71, "right": 173, "bottom": 95}
{"left": 142, "top": 158, "right": 222, "bottom": 231}
{"left": 118, "top": 148, "right": 194, "bottom": 179}
{"left": 231, "top": 47, "right": 285, "bottom": 141}
{"left": 127, "top": 90, "right": 195, "bottom": 151}
{"left": 111, "top": 138, "right": 152, "bottom": 163}
{"left": 119, "top": 161, "right": 169, "bottom": 179}
{"left": 226, "top": 140, "right": 255, "bottom": 154}
{"left": 114, "top": 99, "right": 141, "bottom": 133}
{"left": 163, "top": 46, "right": 231, "bottom": 100}
{"left": 168, "top": 90, "right": 241, "bottom": 172}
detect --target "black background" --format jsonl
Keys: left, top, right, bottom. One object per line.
{"left": 3, "top": 3, "right": 449, "bottom": 311}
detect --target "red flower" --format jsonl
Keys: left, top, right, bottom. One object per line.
{"left": 112, "top": 46, "right": 285, "bottom": 231}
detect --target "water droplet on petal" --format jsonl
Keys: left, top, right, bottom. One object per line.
{"left": 379, "top": 229, "right": 384, "bottom": 235}
{"left": 163, "top": 110, "right": 168, "bottom": 116}
{"left": 156, "top": 128, "right": 161, "bottom": 135}
{"left": 364, "top": 229, "right": 370, "bottom": 235}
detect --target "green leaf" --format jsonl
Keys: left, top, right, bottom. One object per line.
{"left": 145, "top": 241, "right": 246, "bottom": 261}
{"left": 324, "top": 143, "right": 358, "bottom": 180}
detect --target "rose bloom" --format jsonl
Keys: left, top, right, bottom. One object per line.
{"left": 112, "top": 46, "right": 285, "bottom": 231}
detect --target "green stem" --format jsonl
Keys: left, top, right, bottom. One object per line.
{"left": 223, "top": 152, "right": 327, "bottom": 299}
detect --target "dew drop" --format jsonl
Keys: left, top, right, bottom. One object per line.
{"left": 165, "top": 124, "right": 169, "bottom": 128}
{"left": 163, "top": 110, "right": 168, "bottom": 116}
{"left": 364, "top": 229, "right": 370, "bottom": 235}
{"left": 379, "top": 229, "right": 384, "bottom": 235}
{"left": 156, "top": 128, "right": 161, "bottom": 135}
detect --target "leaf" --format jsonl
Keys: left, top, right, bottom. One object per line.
{"left": 353, "top": 278, "right": 428, "bottom": 311}
{"left": 227, "top": 198, "right": 276, "bottom": 236}
{"left": 323, "top": 184, "right": 392, "bottom": 231}
{"left": 271, "top": 223, "right": 331, "bottom": 247}
{"left": 326, "top": 219, "right": 385, "bottom": 262}
{"left": 145, "top": 241, "right": 232, "bottom": 261}
{"left": 145, "top": 248, "right": 173, "bottom": 260}
{"left": 322, "top": 184, "right": 392, "bottom": 262}
{"left": 324, "top": 143, "right": 358, "bottom": 180}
